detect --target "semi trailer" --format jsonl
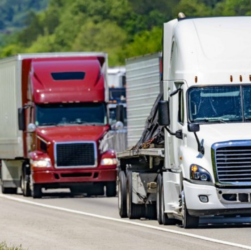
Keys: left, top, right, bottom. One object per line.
{"left": 117, "top": 15, "right": 251, "bottom": 228}
{"left": 0, "top": 52, "right": 117, "bottom": 198}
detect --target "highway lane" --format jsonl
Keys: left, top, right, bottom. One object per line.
{"left": 0, "top": 188, "right": 251, "bottom": 249}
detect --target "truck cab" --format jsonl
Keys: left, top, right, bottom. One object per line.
{"left": 0, "top": 53, "right": 117, "bottom": 198}
{"left": 117, "top": 16, "right": 251, "bottom": 228}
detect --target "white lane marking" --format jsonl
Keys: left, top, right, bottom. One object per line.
{"left": 0, "top": 194, "right": 250, "bottom": 250}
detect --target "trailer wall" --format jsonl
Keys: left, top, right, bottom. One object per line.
{"left": 0, "top": 57, "right": 23, "bottom": 159}
{"left": 126, "top": 53, "right": 162, "bottom": 148}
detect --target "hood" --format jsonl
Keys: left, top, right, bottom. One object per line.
{"left": 36, "top": 125, "right": 110, "bottom": 143}
{"left": 198, "top": 123, "right": 251, "bottom": 147}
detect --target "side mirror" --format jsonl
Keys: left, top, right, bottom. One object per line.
{"left": 18, "top": 108, "right": 25, "bottom": 131}
{"left": 158, "top": 101, "right": 170, "bottom": 126}
{"left": 188, "top": 123, "right": 200, "bottom": 132}
{"left": 116, "top": 104, "right": 124, "bottom": 123}
{"left": 27, "top": 123, "right": 36, "bottom": 133}
{"left": 114, "top": 121, "right": 124, "bottom": 130}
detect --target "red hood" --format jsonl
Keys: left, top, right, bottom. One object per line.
{"left": 36, "top": 125, "right": 110, "bottom": 143}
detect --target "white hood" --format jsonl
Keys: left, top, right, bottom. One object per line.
{"left": 198, "top": 123, "right": 251, "bottom": 146}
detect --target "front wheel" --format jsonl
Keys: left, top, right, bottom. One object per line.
{"left": 182, "top": 198, "right": 199, "bottom": 228}
{"left": 106, "top": 181, "right": 116, "bottom": 197}
{"left": 32, "top": 184, "right": 42, "bottom": 199}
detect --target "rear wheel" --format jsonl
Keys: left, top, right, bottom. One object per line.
{"left": 1, "top": 185, "right": 17, "bottom": 194}
{"left": 106, "top": 181, "right": 116, "bottom": 197}
{"left": 32, "top": 184, "right": 42, "bottom": 199}
{"left": 127, "top": 172, "right": 145, "bottom": 219}
{"left": 159, "top": 174, "right": 176, "bottom": 225}
{"left": 146, "top": 202, "right": 157, "bottom": 220}
{"left": 118, "top": 171, "right": 127, "bottom": 218}
{"left": 157, "top": 174, "right": 162, "bottom": 224}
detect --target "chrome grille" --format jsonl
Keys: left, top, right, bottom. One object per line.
{"left": 216, "top": 146, "right": 251, "bottom": 183}
{"left": 55, "top": 142, "right": 97, "bottom": 168}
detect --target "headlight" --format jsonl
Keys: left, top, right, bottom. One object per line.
{"left": 190, "top": 164, "right": 211, "bottom": 182}
{"left": 31, "top": 159, "right": 51, "bottom": 168}
{"left": 101, "top": 158, "right": 117, "bottom": 166}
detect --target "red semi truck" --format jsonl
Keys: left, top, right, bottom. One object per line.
{"left": 0, "top": 53, "right": 117, "bottom": 198}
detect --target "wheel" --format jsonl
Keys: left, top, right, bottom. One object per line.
{"left": 182, "top": 197, "right": 199, "bottom": 228}
{"left": 106, "top": 181, "right": 116, "bottom": 197}
{"left": 32, "top": 184, "right": 42, "bottom": 199}
{"left": 118, "top": 171, "right": 127, "bottom": 218}
{"left": 70, "top": 187, "right": 84, "bottom": 195}
{"left": 146, "top": 202, "right": 157, "bottom": 220}
{"left": 21, "top": 170, "right": 31, "bottom": 197}
{"left": 1, "top": 185, "right": 17, "bottom": 194}
{"left": 127, "top": 172, "right": 145, "bottom": 219}
{"left": 87, "top": 183, "right": 105, "bottom": 196}
{"left": 157, "top": 174, "right": 163, "bottom": 224}
{"left": 159, "top": 174, "right": 176, "bottom": 225}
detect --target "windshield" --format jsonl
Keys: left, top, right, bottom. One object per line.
{"left": 109, "top": 107, "right": 127, "bottom": 126}
{"left": 187, "top": 86, "right": 251, "bottom": 123}
{"left": 35, "top": 103, "right": 107, "bottom": 126}
{"left": 109, "top": 88, "right": 126, "bottom": 102}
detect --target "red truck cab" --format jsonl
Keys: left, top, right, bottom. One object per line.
{"left": 17, "top": 53, "right": 117, "bottom": 198}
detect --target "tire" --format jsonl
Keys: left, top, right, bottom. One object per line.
{"left": 21, "top": 171, "right": 31, "bottom": 197}
{"left": 1, "top": 185, "right": 17, "bottom": 194}
{"left": 182, "top": 199, "right": 199, "bottom": 229}
{"left": 159, "top": 175, "right": 176, "bottom": 225}
{"left": 157, "top": 174, "right": 163, "bottom": 224}
{"left": 127, "top": 172, "right": 145, "bottom": 219}
{"left": 32, "top": 184, "right": 42, "bottom": 199}
{"left": 118, "top": 171, "right": 127, "bottom": 218}
{"left": 88, "top": 183, "right": 105, "bottom": 196}
{"left": 146, "top": 202, "right": 157, "bottom": 220}
{"left": 106, "top": 181, "right": 116, "bottom": 197}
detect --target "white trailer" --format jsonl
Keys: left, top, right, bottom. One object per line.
{"left": 117, "top": 15, "right": 251, "bottom": 228}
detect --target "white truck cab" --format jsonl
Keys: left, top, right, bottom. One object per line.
{"left": 117, "top": 16, "right": 251, "bottom": 228}
{"left": 162, "top": 16, "right": 251, "bottom": 222}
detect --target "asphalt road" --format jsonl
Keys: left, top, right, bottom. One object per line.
{"left": 1, "top": 188, "right": 251, "bottom": 250}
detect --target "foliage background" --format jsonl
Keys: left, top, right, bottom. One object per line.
{"left": 0, "top": 0, "right": 250, "bottom": 66}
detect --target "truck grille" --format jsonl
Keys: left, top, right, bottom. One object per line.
{"left": 55, "top": 142, "right": 97, "bottom": 168}
{"left": 215, "top": 146, "right": 251, "bottom": 183}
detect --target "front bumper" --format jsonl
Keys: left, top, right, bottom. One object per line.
{"left": 184, "top": 181, "right": 251, "bottom": 216}
{"left": 32, "top": 168, "right": 117, "bottom": 184}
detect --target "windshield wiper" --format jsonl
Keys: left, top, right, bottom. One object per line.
{"left": 192, "top": 118, "right": 226, "bottom": 123}
{"left": 40, "top": 122, "right": 58, "bottom": 126}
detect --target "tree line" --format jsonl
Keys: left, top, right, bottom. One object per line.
{"left": 0, "top": 0, "right": 250, "bottom": 66}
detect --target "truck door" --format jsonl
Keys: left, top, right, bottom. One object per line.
{"left": 169, "top": 83, "right": 185, "bottom": 171}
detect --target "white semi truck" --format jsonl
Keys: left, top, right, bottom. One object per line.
{"left": 117, "top": 15, "right": 251, "bottom": 228}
